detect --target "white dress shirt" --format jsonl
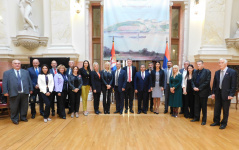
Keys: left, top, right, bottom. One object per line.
{"left": 182, "top": 69, "right": 187, "bottom": 86}
{"left": 127, "top": 66, "right": 132, "bottom": 82}
{"left": 167, "top": 68, "right": 172, "bottom": 84}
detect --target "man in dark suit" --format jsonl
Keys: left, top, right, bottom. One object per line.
{"left": 146, "top": 62, "right": 154, "bottom": 112}
{"left": 28, "top": 59, "right": 44, "bottom": 119}
{"left": 66, "top": 60, "right": 75, "bottom": 114}
{"left": 135, "top": 64, "right": 151, "bottom": 114}
{"left": 113, "top": 61, "right": 127, "bottom": 115}
{"left": 3, "top": 60, "right": 33, "bottom": 125}
{"left": 179, "top": 61, "right": 190, "bottom": 115}
{"left": 164, "top": 61, "right": 173, "bottom": 114}
{"left": 210, "top": 58, "right": 237, "bottom": 129}
{"left": 50, "top": 60, "right": 58, "bottom": 116}
{"left": 191, "top": 60, "right": 211, "bottom": 125}
{"left": 123, "top": 58, "right": 137, "bottom": 113}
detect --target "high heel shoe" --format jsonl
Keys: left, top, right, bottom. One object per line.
{"left": 156, "top": 108, "right": 159, "bottom": 114}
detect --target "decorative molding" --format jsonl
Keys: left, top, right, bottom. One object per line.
{"left": 11, "top": 35, "right": 48, "bottom": 50}
{"left": 225, "top": 38, "right": 239, "bottom": 49}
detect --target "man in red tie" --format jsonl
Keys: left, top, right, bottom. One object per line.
{"left": 50, "top": 60, "right": 58, "bottom": 116}
{"left": 123, "top": 58, "right": 137, "bottom": 113}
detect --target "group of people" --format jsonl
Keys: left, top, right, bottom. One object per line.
{"left": 2, "top": 58, "right": 237, "bottom": 129}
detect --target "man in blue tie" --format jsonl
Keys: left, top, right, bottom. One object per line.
{"left": 3, "top": 60, "right": 33, "bottom": 125}
{"left": 28, "top": 59, "right": 44, "bottom": 119}
{"left": 134, "top": 64, "right": 152, "bottom": 114}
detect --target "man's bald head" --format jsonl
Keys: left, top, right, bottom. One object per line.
{"left": 32, "top": 59, "right": 40, "bottom": 68}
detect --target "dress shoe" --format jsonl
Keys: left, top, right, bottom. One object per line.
{"left": 219, "top": 124, "right": 226, "bottom": 129}
{"left": 75, "top": 112, "right": 79, "bottom": 118}
{"left": 137, "top": 111, "right": 141, "bottom": 114}
{"left": 98, "top": 111, "right": 102, "bottom": 114}
{"left": 21, "top": 119, "right": 28, "bottom": 122}
{"left": 114, "top": 111, "right": 119, "bottom": 114}
{"left": 40, "top": 113, "right": 44, "bottom": 116}
{"left": 164, "top": 110, "right": 168, "bottom": 114}
{"left": 12, "top": 121, "right": 19, "bottom": 125}
{"left": 95, "top": 111, "right": 99, "bottom": 115}
{"left": 130, "top": 109, "right": 134, "bottom": 113}
{"left": 210, "top": 122, "right": 220, "bottom": 126}
{"left": 120, "top": 112, "right": 123, "bottom": 115}
{"left": 104, "top": 111, "right": 107, "bottom": 114}
{"left": 201, "top": 122, "right": 206, "bottom": 125}
{"left": 107, "top": 111, "right": 110, "bottom": 114}
{"left": 144, "top": 111, "right": 147, "bottom": 114}
{"left": 150, "top": 108, "right": 153, "bottom": 112}
{"left": 190, "top": 119, "right": 199, "bottom": 122}
{"left": 125, "top": 109, "right": 128, "bottom": 113}
{"left": 31, "top": 114, "right": 35, "bottom": 119}
{"left": 44, "top": 119, "right": 47, "bottom": 123}
{"left": 62, "top": 116, "right": 66, "bottom": 119}
{"left": 52, "top": 112, "right": 55, "bottom": 116}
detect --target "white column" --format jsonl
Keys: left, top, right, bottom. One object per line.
{"left": 182, "top": 1, "right": 190, "bottom": 65}
{"left": 85, "top": 0, "right": 90, "bottom": 61}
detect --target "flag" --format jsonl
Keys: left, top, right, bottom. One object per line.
{"left": 110, "top": 37, "right": 117, "bottom": 71}
{"left": 163, "top": 40, "right": 170, "bottom": 69}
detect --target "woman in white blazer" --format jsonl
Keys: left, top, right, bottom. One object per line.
{"left": 38, "top": 64, "right": 54, "bottom": 123}
{"left": 182, "top": 64, "right": 195, "bottom": 119}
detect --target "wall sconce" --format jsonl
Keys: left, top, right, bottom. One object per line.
{"left": 75, "top": 0, "right": 81, "bottom": 14}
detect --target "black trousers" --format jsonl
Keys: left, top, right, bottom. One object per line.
{"left": 9, "top": 93, "right": 28, "bottom": 122}
{"left": 40, "top": 93, "right": 52, "bottom": 119}
{"left": 137, "top": 91, "right": 148, "bottom": 112}
{"left": 69, "top": 90, "right": 81, "bottom": 113}
{"left": 164, "top": 84, "right": 172, "bottom": 112}
{"left": 30, "top": 88, "right": 44, "bottom": 115}
{"left": 213, "top": 91, "right": 231, "bottom": 126}
{"left": 194, "top": 95, "right": 208, "bottom": 122}
{"left": 115, "top": 86, "right": 125, "bottom": 113}
{"left": 184, "top": 92, "right": 195, "bottom": 118}
{"left": 102, "top": 86, "right": 111, "bottom": 112}
{"left": 56, "top": 90, "right": 67, "bottom": 117}
{"left": 93, "top": 92, "right": 101, "bottom": 111}
{"left": 50, "top": 91, "right": 57, "bottom": 113}
{"left": 148, "top": 91, "right": 153, "bottom": 110}
{"left": 181, "top": 92, "right": 185, "bottom": 113}
{"left": 125, "top": 82, "right": 134, "bottom": 110}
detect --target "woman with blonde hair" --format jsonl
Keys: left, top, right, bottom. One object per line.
{"left": 101, "top": 61, "right": 113, "bottom": 114}
{"left": 54, "top": 64, "right": 68, "bottom": 119}
{"left": 91, "top": 62, "right": 102, "bottom": 114}
{"left": 169, "top": 65, "right": 182, "bottom": 117}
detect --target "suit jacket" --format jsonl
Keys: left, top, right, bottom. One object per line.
{"left": 212, "top": 68, "right": 237, "bottom": 100}
{"left": 38, "top": 74, "right": 54, "bottom": 94}
{"left": 66, "top": 68, "right": 73, "bottom": 76}
{"left": 164, "top": 68, "right": 173, "bottom": 88}
{"left": 54, "top": 73, "right": 68, "bottom": 92}
{"left": 122, "top": 66, "right": 137, "bottom": 85}
{"left": 80, "top": 68, "right": 91, "bottom": 86}
{"left": 50, "top": 68, "right": 58, "bottom": 77}
{"left": 134, "top": 71, "right": 151, "bottom": 92}
{"left": 151, "top": 69, "right": 165, "bottom": 87}
{"left": 68, "top": 74, "right": 83, "bottom": 90}
{"left": 112, "top": 69, "right": 127, "bottom": 92}
{"left": 91, "top": 71, "right": 102, "bottom": 93}
{"left": 28, "top": 67, "right": 41, "bottom": 89}
{"left": 191, "top": 68, "right": 211, "bottom": 97}
{"left": 3, "top": 69, "right": 33, "bottom": 97}
{"left": 101, "top": 70, "right": 113, "bottom": 86}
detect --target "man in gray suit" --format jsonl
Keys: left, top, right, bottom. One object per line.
{"left": 3, "top": 60, "right": 33, "bottom": 125}
{"left": 164, "top": 61, "right": 173, "bottom": 114}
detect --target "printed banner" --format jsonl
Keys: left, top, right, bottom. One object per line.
{"left": 104, "top": 0, "right": 169, "bottom": 60}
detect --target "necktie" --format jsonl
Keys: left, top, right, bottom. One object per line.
{"left": 129, "top": 67, "right": 131, "bottom": 82}
{"left": 116, "top": 70, "right": 119, "bottom": 86}
{"left": 54, "top": 69, "right": 57, "bottom": 74}
{"left": 35, "top": 68, "right": 39, "bottom": 76}
{"left": 142, "top": 72, "right": 144, "bottom": 80}
{"left": 219, "top": 70, "right": 224, "bottom": 89}
{"left": 17, "top": 71, "right": 22, "bottom": 92}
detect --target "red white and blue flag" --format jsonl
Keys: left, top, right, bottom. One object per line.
{"left": 163, "top": 40, "right": 170, "bottom": 69}
{"left": 110, "top": 37, "right": 117, "bottom": 71}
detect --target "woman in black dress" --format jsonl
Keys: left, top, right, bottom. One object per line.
{"left": 182, "top": 64, "right": 195, "bottom": 118}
